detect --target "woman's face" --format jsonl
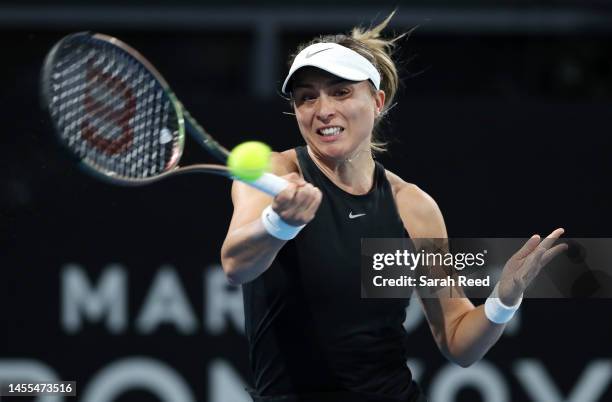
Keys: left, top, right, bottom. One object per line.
{"left": 291, "top": 67, "right": 384, "bottom": 161}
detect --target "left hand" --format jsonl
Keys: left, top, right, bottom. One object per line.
{"left": 498, "top": 228, "right": 568, "bottom": 306}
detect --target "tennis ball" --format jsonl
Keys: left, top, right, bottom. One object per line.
{"left": 227, "top": 141, "right": 271, "bottom": 182}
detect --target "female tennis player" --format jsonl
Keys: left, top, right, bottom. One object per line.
{"left": 221, "top": 12, "right": 566, "bottom": 402}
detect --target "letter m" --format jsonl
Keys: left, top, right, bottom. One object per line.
{"left": 62, "top": 264, "right": 127, "bottom": 333}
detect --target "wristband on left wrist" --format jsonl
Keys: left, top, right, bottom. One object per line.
{"left": 484, "top": 282, "right": 522, "bottom": 324}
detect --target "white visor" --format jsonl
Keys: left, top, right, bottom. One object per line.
{"left": 281, "top": 42, "right": 381, "bottom": 95}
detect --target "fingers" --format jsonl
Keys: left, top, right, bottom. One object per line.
{"left": 272, "top": 174, "right": 322, "bottom": 226}
{"left": 301, "top": 185, "right": 323, "bottom": 221}
{"left": 538, "top": 228, "right": 565, "bottom": 250}
{"left": 513, "top": 234, "right": 541, "bottom": 260}
{"left": 282, "top": 184, "right": 322, "bottom": 225}
{"left": 292, "top": 183, "right": 318, "bottom": 211}
{"left": 517, "top": 228, "right": 567, "bottom": 277}
{"left": 503, "top": 227, "right": 567, "bottom": 296}
{"left": 540, "top": 242, "right": 568, "bottom": 267}
{"left": 274, "top": 173, "right": 306, "bottom": 206}
{"left": 514, "top": 228, "right": 566, "bottom": 261}
{"left": 532, "top": 228, "right": 566, "bottom": 262}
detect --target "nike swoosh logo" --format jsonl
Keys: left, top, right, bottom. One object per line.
{"left": 349, "top": 211, "right": 366, "bottom": 219}
{"left": 305, "top": 47, "right": 333, "bottom": 58}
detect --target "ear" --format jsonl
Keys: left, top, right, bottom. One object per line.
{"left": 374, "top": 90, "right": 386, "bottom": 117}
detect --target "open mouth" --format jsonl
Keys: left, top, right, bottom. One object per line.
{"left": 316, "top": 126, "right": 344, "bottom": 137}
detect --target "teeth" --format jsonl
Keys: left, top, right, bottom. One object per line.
{"left": 319, "top": 127, "right": 342, "bottom": 136}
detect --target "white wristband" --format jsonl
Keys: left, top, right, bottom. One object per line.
{"left": 261, "top": 205, "right": 305, "bottom": 240}
{"left": 484, "top": 282, "right": 523, "bottom": 324}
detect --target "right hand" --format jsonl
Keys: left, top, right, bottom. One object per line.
{"left": 272, "top": 172, "right": 322, "bottom": 226}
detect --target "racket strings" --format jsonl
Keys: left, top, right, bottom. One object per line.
{"left": 48, "top": 35, "right": 181, "bottom": 180}
{"left": 80, "top": 51, "right": 154, "bottom": 177}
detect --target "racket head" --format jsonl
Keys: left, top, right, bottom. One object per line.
{"left": 41, "top": 31, "right": 187, "bottom": 185}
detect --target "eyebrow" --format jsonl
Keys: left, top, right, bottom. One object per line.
{"left": 292, "top": 77, "right": 350, "bottom": 90}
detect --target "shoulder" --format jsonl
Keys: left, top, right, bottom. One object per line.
{"left": 384, "top": 169, "right": 447, "bottom": 238}
{"left": 230, "top": 148, "right": 299, "bottom": 201}
{"left": 269, "top": 148, "right": 300, "bottom": 176}
{"left": 384, "top": 169, "right": 436, "bottom": 212}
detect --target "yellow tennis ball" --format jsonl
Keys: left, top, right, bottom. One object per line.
{"left": 227, "top": 141, "right": 271, "bottom": 182}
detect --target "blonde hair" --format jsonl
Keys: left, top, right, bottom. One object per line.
{"left": 287, "top": 11, "right": 406, "bottom": 153}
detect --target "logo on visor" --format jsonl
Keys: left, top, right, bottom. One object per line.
{"left": 305, "top": 47, "right": 333, "bottom": 58}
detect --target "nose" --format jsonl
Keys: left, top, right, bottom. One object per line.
{"left": 315, "top": 94, "right": 335, "bottom": 122}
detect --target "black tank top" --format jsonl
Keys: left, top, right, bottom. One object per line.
{"left": 242, "top": 146, "right": 425, "bottom": 402}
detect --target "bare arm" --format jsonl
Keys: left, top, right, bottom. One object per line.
{"left": 221, "top": 152, "right": 322, "bottom": 285}
{"left": 391, "top": 175, "right": 504, "bottom": 367}
{"left": 392, "top": 175, "right": 565, "bottom": 367}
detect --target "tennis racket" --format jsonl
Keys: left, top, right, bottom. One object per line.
{"left": 40, "top": 31, "right": 289, "bottom": 196}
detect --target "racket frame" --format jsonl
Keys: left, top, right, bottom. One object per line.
{"left": 41, "top": 31, "right": 232, "bottom": 186}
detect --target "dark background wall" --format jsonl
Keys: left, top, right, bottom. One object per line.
{"left": 1, "top": 2, "right": 611, "bottom": 401}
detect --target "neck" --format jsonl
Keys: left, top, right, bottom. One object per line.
{"left": 306, "top": 145, "right": 376, "bottom": 195}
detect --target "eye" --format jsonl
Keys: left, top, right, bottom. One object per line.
{"left": 294, "top": 92, "right": 316, "bottom": 103}
{"left": 333, "top": 87, "right": 351, "bottom": 97}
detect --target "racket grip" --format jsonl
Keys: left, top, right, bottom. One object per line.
{"left": 243, "top": 172, "right": 290, "bottom": 196}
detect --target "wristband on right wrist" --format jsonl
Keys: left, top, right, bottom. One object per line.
{"left": 260, "top": 205, "right": 305, "bottom": 241}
